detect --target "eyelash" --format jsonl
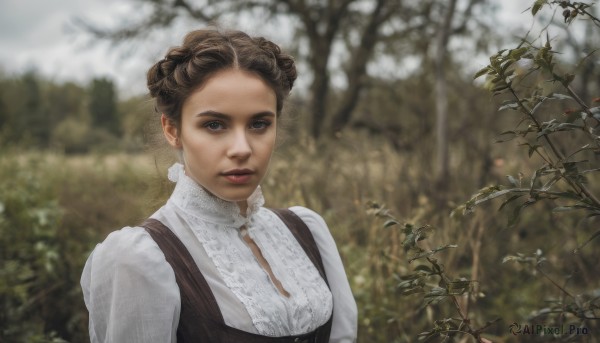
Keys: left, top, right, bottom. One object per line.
{"left": 250, "top": 120, "right": 272, "bottom": 130}
{"left": 204, "top": 121, "right": 224, "bottom": 131}
{"left": 202, "top": 120, "right": 272, "bottom": 132}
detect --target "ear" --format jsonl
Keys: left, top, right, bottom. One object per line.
{"left": 161, "top": 114, "right": 181, "bottom": 148}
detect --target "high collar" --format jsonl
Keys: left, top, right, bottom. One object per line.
{"left": 166, "top": 163, "right": 264, "bottom": 228}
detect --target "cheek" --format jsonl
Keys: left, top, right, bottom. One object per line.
{"left": 258, "top": 133, "right": 277, "bottom": 157}
{"left": 180, "top": 134, "right": 217, "bottom": 164}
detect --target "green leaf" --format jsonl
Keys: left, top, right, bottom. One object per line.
{"left": 499, "top": 194, "right": 525, "bottom": 211}
{"left": 502, "top": 252, "right": 542, "bottom": 265}
{"left": 383, "top": 219, "right": 399, "bottom": 228}
{"left": 414, "top": 265, "right": 434, "bottom": 274}
{"left": 553, "top": 203, "right": 598, "bottom": 213}
{"left": 563, "top": 161, "right": 579, "bottom": 177}
{"left": 528, "top": 144, "right": 541, "bottom": 158}
{"left": 508, "top": 202, "right": 526, "bottom": 227}
{"left": 590, "top": 106, "right": 600, "bottom": 121}
{"left": 532, "top": 0, "right": 547, "bottom": 15}
{"left": 548, "top": 93, "right": 574, "bottom": 101}
{"left": 397, "top": 278, "right": 421, "bottom": 289}
{"left": 424, "top": 287, "right": 448, "bottom": 298}
{"left": 556, "top": 122, "right": 584, "bottom": 131}
{"left": 502, "top": 255, "right": 520, "bottom": 264}
{"left": 581, "top": 167, "right": 600, "bottom": 175}
{"left": 447, "top": 279, "right": 473, "bottom": 295}
{"left": 499, "top": 102, "right": 520, "bottom": 111}
{"left": 500, "top": 59, "right": 515, "bottom": 73}
{"left": 496, "top": 131, "right": 518, "bottom": 143}
{"left": 473, "top": 66, "right": 492, "bottom": 79}
{"left": 509, "top": 47, "right": 529, "bottom": 61}
{"left": 492, "top": 84, "right": 510, "bottom": 94}
{"left": 473, "top": 189, "right": 515, "bottom": 206}
{"left": 400, "top": 287, "right": 425, "bottom": 296}
{"left": 552, "top": 191, "right": 584, "bottom": 200}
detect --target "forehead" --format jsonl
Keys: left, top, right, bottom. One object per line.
{"left": 182, "top": 68, "right": 276, "bottom": 118}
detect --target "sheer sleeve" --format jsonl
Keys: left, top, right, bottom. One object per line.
{"left": 288, "top": 206, "right": 358, "bottom": 343}
{"left": 80, "top": 227, "right": 180, "bottom": 343}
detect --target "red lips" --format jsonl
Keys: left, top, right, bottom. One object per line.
{"left": 221, "top": 169, "right": 254, "bottom": 184}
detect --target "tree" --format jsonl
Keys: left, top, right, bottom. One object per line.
{"left": 88, "top": 77, "right": 120, "bottom": 135}
{"left": 77, "top": 0, "right": 472, "bottom": 139}
{"left": 431, "top": 0, "right": 485, "bottom": 186}
{"left": 1, "top": 71, "right": 52, "bottom": 147}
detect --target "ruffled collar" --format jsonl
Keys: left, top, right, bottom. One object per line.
{"left": 166, "top": 163, "right": 264, "bottom": 228}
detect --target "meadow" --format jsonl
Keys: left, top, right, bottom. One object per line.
{"left": 2, "top": 1, "right": 600, "bottom": 340}
{"left": 2, "top": 129, "right": 598, "bottom": 342}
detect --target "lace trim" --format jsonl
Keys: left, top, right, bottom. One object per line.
{"left": 166, "top": 162, "right": 332, "bottom": 335}
{"left": 250, "top": 210, "right": 333, "bottom": 334}
{"left": 167, "top": 163, "right": 264, "bottom": 227}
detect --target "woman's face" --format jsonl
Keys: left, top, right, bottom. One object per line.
{"left": 163, "top": 68, "right": 277, "bottom": 204}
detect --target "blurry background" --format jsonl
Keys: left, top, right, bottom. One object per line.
{"left": 1, "top": 0, "right": 599, "bottom": 342}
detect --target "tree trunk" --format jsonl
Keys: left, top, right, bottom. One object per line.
{"left": 309, "top": 40, "right": 331, "bottom": 139}
{"left": 330, "top": 0, "right": 386, "bottom": 135}
{"left": 434, "top": 0, "right": 458, "bottom": 186}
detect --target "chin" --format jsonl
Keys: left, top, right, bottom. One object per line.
{"left": 214, "top": 186, "right": 257, "bottom": 203}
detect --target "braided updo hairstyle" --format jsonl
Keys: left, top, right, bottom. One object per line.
{"left": 147, "top": 29, "right": 297, "bottom": 127}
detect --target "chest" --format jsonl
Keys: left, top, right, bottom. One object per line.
{"left": 157, "top": 205, "right": 333, "bottom": 337}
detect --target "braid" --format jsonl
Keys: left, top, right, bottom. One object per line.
{"left": 254, "top": 37, "right": 297, "bottom": 92}
{"left": 146, "top": 28, "right": 297, "bottom": 125}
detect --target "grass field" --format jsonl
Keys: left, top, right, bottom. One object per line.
{"left": 1, "top": 133, "right": 599, "bottom": 342}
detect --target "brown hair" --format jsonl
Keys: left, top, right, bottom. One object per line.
{"left": 147, "top": 29, "right": 297, "bottom": 126}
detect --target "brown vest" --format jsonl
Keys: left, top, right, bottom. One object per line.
{"left": 141, "top": 208, "right": 333, "bottom": 343}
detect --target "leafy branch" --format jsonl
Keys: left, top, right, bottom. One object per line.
{"left": 367, "top": 201, "right": 498, "bottom": 342}
{"left": 468, "top": 11, "right": 600, "bottom": 226}
{"left": 503, "top": 250, "right": 600, "bottom": 322}
{"left": 456, "top": 0, "right": 600, "bottom": 338}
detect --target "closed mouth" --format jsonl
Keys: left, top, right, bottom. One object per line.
{"left": 222, "top": 169, "right": 254, "bottom": 176}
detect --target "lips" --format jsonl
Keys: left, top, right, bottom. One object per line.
{"left": 221, "top": 169, "right": 254, "bottom": 184}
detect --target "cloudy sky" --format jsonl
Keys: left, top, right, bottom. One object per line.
{"left": 1, "top": 0, "right": 531, "bottom": 96}
{"left": 1, "top": 0, "right": 181, "bottom": 95}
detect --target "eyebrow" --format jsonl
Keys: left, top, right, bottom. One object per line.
{"left": 196, "top": 110, "right": 275, "bottom": 120}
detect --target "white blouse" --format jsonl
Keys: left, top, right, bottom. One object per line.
{"left": 81, "top": 163, "right": 357, "bottom": 343}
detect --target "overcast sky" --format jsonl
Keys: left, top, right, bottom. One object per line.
{"left": 1, "top": 0, "right": 531, "bottom": 96}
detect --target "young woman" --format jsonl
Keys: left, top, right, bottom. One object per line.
{"left": 80, "top": 29, "right": 357, "bottom": 342}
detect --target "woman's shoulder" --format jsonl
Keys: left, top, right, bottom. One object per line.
{"left": 287, "top": 206, "right": 328, "bottom": 229}
{"left": 96, "top": 226, "right": 157, "bottom": 256}
{"left": 285, "top": 206, "right": 336, "bottom": 247}
{"left": 81, "top": 225, "right": 180, "bottom": 341}
{"left": 82, "top": 226, "right": 167, "bottom": 279}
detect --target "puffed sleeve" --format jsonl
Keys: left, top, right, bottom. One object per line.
{"left": 289, "top": 206, "right": 358, "bottom": 343}
{"left": 80, "top": 227, "right": 180, "bottom": 343}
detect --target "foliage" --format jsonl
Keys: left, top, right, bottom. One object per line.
{"left": 455, "top": 0, "right": 600, "bottom": 340}
{"left": 2, "top": 2, "right": 600, "bottom": 342}
{"left": 0, "top": 131, "right": 593, "bottom": 342}
{"left": 0, "top": 73, "right": 144, "bottom": 154}
{"left": 88, "top": 77, "right": 121, "bottom": 136}
{"left": 0, "top": 157, "right": 66, "bottom": 341}
{"left": 0, "top": 152, "right": 151, "bottom": 342}
{"left": 366, "top": 201, "right": 499, "bottom": 343}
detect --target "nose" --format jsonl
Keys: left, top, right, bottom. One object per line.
{"left": 227, "top": 128, "right": 252, "bottom": 160}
